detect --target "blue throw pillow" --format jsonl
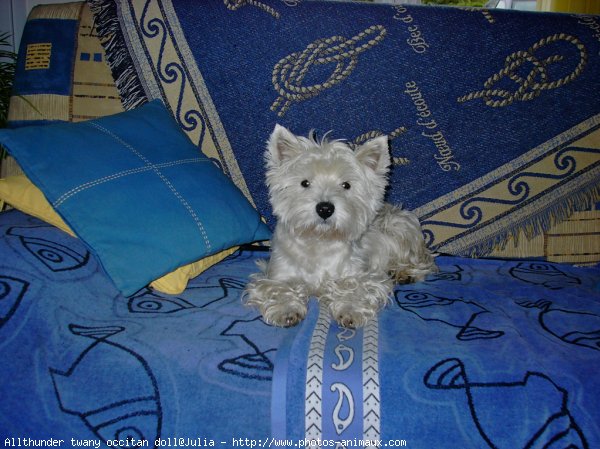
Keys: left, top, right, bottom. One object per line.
{"left": 0, "top": 100, "right": 271, "bottom": 295}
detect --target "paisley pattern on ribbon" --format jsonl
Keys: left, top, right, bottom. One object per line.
{"left": 304, "top": 304, "right": 381, "bottom": 441}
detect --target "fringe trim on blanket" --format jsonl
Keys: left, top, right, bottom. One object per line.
{"left": 87, "top": 0, "right": 148, "bottom": 110}
{"left": 453, "top": 182, "right": 600, "bottom": 258}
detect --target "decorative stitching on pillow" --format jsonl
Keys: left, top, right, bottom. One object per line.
{"left": 83, "top": 121, "right": 212, "bottom": 253}
{"left": 53, "top": 158, "right": 207, "bottom": 207}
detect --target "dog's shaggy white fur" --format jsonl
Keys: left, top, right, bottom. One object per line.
{"left": 243, "top": 124, "right": 437, "bottom": 328}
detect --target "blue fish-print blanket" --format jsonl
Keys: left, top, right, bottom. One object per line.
{"left": 1, "top": 209, "right": 599, "bottom": 447}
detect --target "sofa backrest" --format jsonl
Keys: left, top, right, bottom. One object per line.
{"left": 6, "top": 0, "right": 600, "bottom": 267}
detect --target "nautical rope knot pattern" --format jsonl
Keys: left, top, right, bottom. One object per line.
{"left": 271, "top": 25, "right": 387, "bottom": 117}
{"left": 351, "top": 126, "right": 410, "bottom": 165}
{"left": 224, "top": 0, "right": 280, "bottom": 19}
{"left": 458, "top": 33, "right": 587, "bottom": 108}
{"left": 351, "top": 126, "right": 407, "bottom": 148}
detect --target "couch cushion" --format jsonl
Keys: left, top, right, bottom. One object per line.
{"left": 0, "top": 99, "right": 271, "bottom": 295}
{"left": 0, "top": 174, "right": 240, "bottom": 294}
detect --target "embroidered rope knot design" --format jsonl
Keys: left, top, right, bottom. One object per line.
{"left": 459, "top": 7, "right": 495, "bottom": 24}
{"left": 458, "top": 33, "right": 587, "bottom": 108}
{"left": 271, "top": 25, "right": 387, "bottom": 117}
{"left": 224, "top": 0, "right": 280, "bottom": 19}
{"left": 351, "top": 126, "right": 410, "bottom": 165}
{"left": 352, "top": 126, "right": 407, "bottom": 147}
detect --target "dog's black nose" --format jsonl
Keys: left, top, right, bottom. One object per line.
{"left": 316, "top": 201, "right": 335, "bottom": 220}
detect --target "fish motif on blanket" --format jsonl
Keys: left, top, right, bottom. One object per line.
{"left": 128, "top": 277, "right": 246, "bottom": 313}
{"left": 394, "top": 290, "right": 504, "bottom": 340}
{"left": 0, "top": 275, "right": 29, "bottom": 328}
{"left": 424, "top": 358, "right": 589, "bottom": 448}
{"left": 218, "top": 316, "right": 277, "bottom": 381}
{"left": 509, "top": 262, "right": 581, "bottom": 290}
{"left": 50, "top": 324, "right": 162, "bottom": 446}
{"left": 517, "top": 299, "right": 600, "bottom": 351}
{"left": 7, "top": 225, "right": 90, "bottom": 273}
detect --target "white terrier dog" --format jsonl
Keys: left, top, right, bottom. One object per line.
{"left": 244, "top": 124, "right": 437, "bottom": 328}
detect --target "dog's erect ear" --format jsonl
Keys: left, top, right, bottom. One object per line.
{"left": 267, "top": 124, "right": 303, "bottom": 165}
{"left": 355, "top": 135, "right": 390, "bottom": 174}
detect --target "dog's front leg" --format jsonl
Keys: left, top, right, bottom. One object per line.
{"left": 243, "top": 276, "right": 309, "bottom": 327}
{"left": 323, "top": 273, "right": 393, "bottom": 328}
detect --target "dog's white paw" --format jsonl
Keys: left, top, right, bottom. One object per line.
{"left": 243, "top": 276, "right": 309, "bottom": 327}
{"left": 329, "top": 302, "right": 372, "bottom": 329}
{"left": 263, "top": 301, "right": 307, "bottom": 328}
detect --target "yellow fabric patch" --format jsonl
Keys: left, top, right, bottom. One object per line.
{"left": 8, "top": 94, "right": 70, "bottom": 123}
{"left": 149, "top": 246, "right": 239, "bottom": 295}
{"left": 0, "top": 175, "right": 236, "bottom": 294}
{"left": 0, "top": 175, "right": 74, "bottom": 235}
{"left": 28, "top": 1, "right": 82, "bottom": 20}
{"left": 72, "top": 4, "right": 124, "bottom": 122}
{"left": 25, "top": 43, "right": 52, "bottom": 70}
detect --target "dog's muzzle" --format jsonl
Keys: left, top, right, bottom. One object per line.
{"left": 316, "top": 201, "right": 335, "bottom": 220}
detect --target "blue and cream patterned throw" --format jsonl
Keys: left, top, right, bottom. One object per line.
{"left": 88, "top": 0, "right": 600, "bottom": 259}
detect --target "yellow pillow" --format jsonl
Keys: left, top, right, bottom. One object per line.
{"left": 0, "top": 175, "right": 238, "bottom": 294}
{"left": 149, "top": 246, "right": 238, "bottom": 294}
{"left": 0, "top": 175, "right": 76, "bottom": 236}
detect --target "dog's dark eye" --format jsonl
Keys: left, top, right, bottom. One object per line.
{"left": 342, "top": 182, "right": 351, "bottom": 190}
{"left": 301, "top": 180, "right": 310, "bottom": 188}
